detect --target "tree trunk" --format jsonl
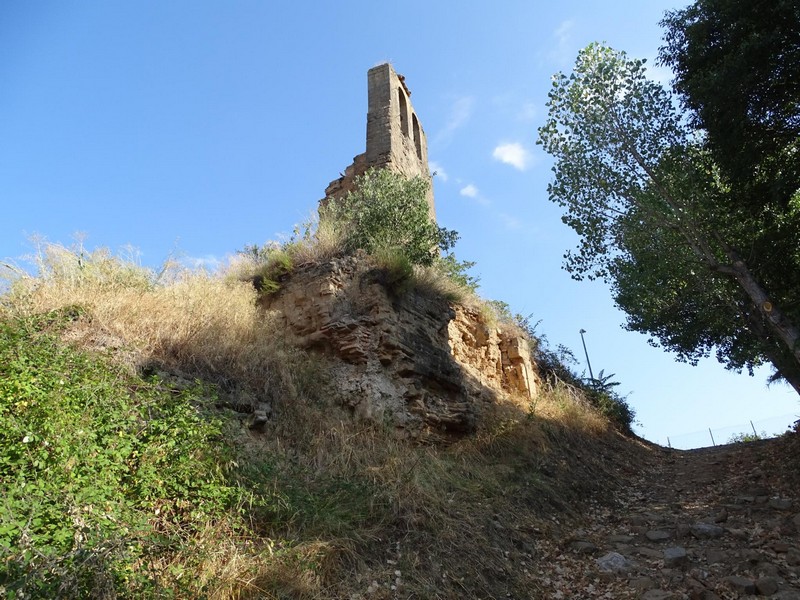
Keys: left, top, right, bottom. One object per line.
{"left": 725, "top": 252, "right": 800, "bottom": 382}
{"left": 744, "top": 307, "right": 800, "bottom": 396}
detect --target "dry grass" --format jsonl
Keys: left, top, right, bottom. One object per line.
{"left": 409, "top": 262, "right": 474, "bottom": 304}
{"left": 3, "top": 243, "right": 316, "bottom": 404}
{"left": 1, "top": 241, "right": 653, "bottom": 599}
{"left": 286, "top": 215, "right": 349, "bottom": 267}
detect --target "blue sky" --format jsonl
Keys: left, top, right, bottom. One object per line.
{"left": 2, "top": 1, "right": 797, "bottom": 448}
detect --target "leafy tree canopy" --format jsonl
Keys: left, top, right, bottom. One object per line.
{"left": 659, "top": 0, "right": 800, "bottom": 196}
{"left": 538, "top": 42, "right": 800, "bottom": 394}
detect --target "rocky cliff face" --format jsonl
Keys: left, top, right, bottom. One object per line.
{"left": 262, "top": 255, "right": 538, "bottom": 441}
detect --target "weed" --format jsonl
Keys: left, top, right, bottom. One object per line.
{"left": 728, "top": 430, "right": 769, "bottom": 444}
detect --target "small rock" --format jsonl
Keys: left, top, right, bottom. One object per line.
{"left": 676, "top": 523, "right": 692, "bottom": 539}
{"left": 646, "top": 530, "right": 672, "bottom": 542}
{"left": 629, "top": 576, "right": 655, "bottom": 591}
{"left": 756, "top": 577, "right": 779, "bottom": 596}
{"left": 740, "top": 549, "right": 761, "bottom": 563}
{"left": 713, "top": 508, "right": 729, "bottom": 523}
{"left": 787, "top": 549, "right": 800, "bottom": 566}
{"left": 691, "top": 522, "right": 724, "bottom": 539}
{"left": 609, "top": 534, "right": 635, "bottom": 544}
{"left": 735, "top": 495, "right": 756, "bottom": 504}
{"left": 728, "top": 528, "right": 749, "bottom": 540}
{"left": 642, "top": 590, "right": 675, "bottom": 600}
{"left": 570, "top": 541, "right": 597, "bottom": 554}
{"left": 637, "top": 547, "right": 665, "bottom": 559}
{"left": 723, "top": 575, "right": 756, "bottom": 595}
{"left": 705, "top": 549, "right": 726, "bottom": 565}
{"left": 757, "top": 561, "right": 780, "bottom": 577}
{"left": 793, "top": 513, "right": 800, "bottom": 529}
{"left": 770, "top": 498, "right": 793, "bottom": 511}
{"left": 664, "top": 546, "right": 688, "bottom": 568}
{"left": 596, "top": 551, "right": 634, "bottom": 573}
{"left": 685, "top": 576, "right": 707, "bottom": 596}
{"left": 772, "top": 541, "right": 790, "bottom": 553}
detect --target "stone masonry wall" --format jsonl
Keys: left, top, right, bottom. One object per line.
{"left": 324, "top": 64, "right": 435, "bottom": 220}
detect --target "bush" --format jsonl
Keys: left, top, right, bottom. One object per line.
{"left": 0, "top": 311, "right": 238, "bottom": 597}
{"left": 235, "top": 244, "right": 294, "bottom": 295}
{"left": 520, "top": 321, "right": 636, "bottom": 433}
{"left": 728, "top": 431, "right": 768, "bottom": 444}
{"left": 433, "top": 253, "right": 480, "bottom": 293}
{"left": 321, "top": 168, "right": 458, "bottom": 267}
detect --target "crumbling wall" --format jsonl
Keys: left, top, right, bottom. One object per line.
{"left": 324, "top": 63, "right": 435, "bottom": 220}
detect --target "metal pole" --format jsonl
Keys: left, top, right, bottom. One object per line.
{"left": 750, "top": 420, "right": 758, "bottom": 437}
{"left": 709, "top": 428, "right": 716, "bottom": 446}
{"left": 579, "top": 329, "right": 595, "bottom": 383}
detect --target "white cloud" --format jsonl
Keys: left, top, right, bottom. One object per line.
{"left": 433, "top": 96, "right": 474, "bottom": 145}
{"left": 184, "top": 254, "right": 222, "bottom": 270}
{"left": 518, "top": 101, "right": 538, "bottom": 122}
{"left": 549, "top": 19, "right": 576, "bottom": 66}
{"left": 429, "top": 160, "right": 448, "bottom": 182}
{"left": 460, "top": 184, "right": 479, "bottom": 198}
{"left": 493, "top": 142, "right": 533, "bottom": 171}
{"left": 499, "top": 212, "right": 523, "bottom": 230}
{"left": 554, "top": 19, "right": 574, "bottom": 46}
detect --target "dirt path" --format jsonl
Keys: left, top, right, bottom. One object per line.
{"left": 532, "top": 435, "right": 800, "bottom": 599}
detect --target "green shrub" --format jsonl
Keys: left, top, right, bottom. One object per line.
{"left": 0, "top": 311, "right": 238, "bottom": 597}
{"left": 728, "top": 431, "right": 768, "bottom": 444}
{"left": 434, "top": 253, "right": 480, "bottom": 293}
{"left": 321, "top": 168, "right": 458, "bottom": 267}
{"left": 237, "top": 245, "right": 293, "bottom": 295}
{"left": 372, "top": 247, "right": 414, "bottom": 295}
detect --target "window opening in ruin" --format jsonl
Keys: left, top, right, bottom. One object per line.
{"left": 412, "top": 113, "right": 422, "bottom": 159}
{"left": 398, "top": 89, "right": 409, "bottom": 138}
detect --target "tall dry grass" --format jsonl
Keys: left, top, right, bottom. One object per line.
{"left": 3, "top": 242, "right": 316, "bottom": 404}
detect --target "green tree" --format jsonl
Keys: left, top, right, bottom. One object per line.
{"left": 537, "top": 43, "right": 800, "bottom": 395}
{"left": 659, "top": 0, "right": 800, "bottom": 195}
{"left": 322, "top": 168, "right": 458, "bottom": 267}
{"left": 658, "top": 0, "right": 800, "bottom": 390}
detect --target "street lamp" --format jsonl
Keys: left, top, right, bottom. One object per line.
{"left": 579, "top": 328, "right": 595, "bottom": 383}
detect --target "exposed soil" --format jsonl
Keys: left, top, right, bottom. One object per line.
{"left": 531, "top": 431, "right": 800, "bottom": 599}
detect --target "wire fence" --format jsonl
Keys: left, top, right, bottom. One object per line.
{"left": 660, "top": 412, "right": 799, "bottom": 450}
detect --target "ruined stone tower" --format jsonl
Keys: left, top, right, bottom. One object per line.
{"left": 324, "top": 63, "right": 435, "bottom": 220}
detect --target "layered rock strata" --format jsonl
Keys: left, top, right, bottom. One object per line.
{"left": 261, "top": 255, "right": 537, "bottom": 440}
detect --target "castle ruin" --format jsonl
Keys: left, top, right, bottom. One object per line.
{"left": 324, "top": 63, "right": 435, "bottom": 220}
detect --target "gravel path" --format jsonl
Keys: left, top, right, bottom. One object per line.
{"left": 532, "top": 435, "right": 800, "bottom": 599}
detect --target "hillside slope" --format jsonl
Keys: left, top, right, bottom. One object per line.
{"left": 4, "top": 244, "right": 797, "bottom": 599}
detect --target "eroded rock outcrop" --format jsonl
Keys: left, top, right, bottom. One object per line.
{"left": 261, "top": 255, "right": 538, "bottom": 441}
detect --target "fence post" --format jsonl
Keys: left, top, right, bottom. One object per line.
{"left": 709, "top": 428, "right": 716, "bottom": 447}
{"left": 667, "top": 437, "right": 671, "bottom": 449}
{"left": 750, "top": 420, "right": 758, "bottom": 437}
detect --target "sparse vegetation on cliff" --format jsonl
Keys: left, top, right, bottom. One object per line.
{"left": 232, "top": 169, "right": 479, "bottom": 302}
